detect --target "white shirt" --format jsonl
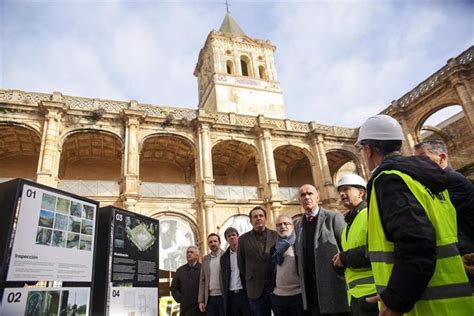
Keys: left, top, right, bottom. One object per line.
{"left": 306, "top": 206, "right": 320, "bottom": 218}
{"left": 229, "top": 249, "right": 243, "bottom": 291}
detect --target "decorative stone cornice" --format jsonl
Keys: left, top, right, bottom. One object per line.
{"left": 382, "top": 46, "right": 473, "bottom": 113}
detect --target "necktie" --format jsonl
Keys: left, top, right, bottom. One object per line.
{"left": 307, "top": 215, "right": 315, "bottom": 223}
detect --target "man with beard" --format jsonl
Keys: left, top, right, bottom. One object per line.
{"left": 199, "top": 233, "right": 225, "bottom": 315}
{"left": 270, "top": 214, "right": 303, "bottom": 316}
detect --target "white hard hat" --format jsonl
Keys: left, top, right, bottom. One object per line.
{"left": 355, "top": 114, "right": 404, "bottom": 146}
{"left": 337, "top": 174, "right": 366, "bottom": 190}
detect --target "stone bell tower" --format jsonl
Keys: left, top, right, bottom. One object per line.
{"left": 194, "top": 14, "right": 286, "bottom": 119}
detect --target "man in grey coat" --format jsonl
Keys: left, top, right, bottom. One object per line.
{"left": 295, "top": 184, "right": 350, "bottom": 316}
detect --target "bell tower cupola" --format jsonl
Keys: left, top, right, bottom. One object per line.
{"left": 194, "top": 14, "right": 286, "bottom": 119}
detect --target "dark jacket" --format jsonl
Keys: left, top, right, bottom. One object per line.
{"left": 170, "top": 262, "right": 202, "bottom": 316}
{"left": 294, "top": 208, "right": 349, "bottom": 313}
{"left": 339, "top": 201, "right": 371, "bottom": 269}
{"left": 220, "top": 247, "right": 249, "bottom": 315}
{"left": 445, "top": 166, "right": 474, "bottom": 254}
{"left": 367, "top": 154, "right": 449, "bottom": 313}
{"left": 237, "top": 228, "right": 278, "bottom": 299}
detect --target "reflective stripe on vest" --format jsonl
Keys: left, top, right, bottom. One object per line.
{"left": 368, "top": 170, "right": 472, "bottom": 316}
{"left": 376, "top": 282, "right": 472, "bottom": 301}
{"left": 348, "top": 276, "right": 375, "bottom": 289}
{"left": 341, "top": 208, "right": 376, "bottom": 298}
{"left": 370, "top": 243, "right": 460, "bottom": 263}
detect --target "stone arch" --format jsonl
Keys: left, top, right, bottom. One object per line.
{"left": 273, "top": 145, "right": 314, "bottom": 187}
{"left": 326, "top": 149, "right": 363, "bottom": 184}
{"left": 413, "top": 102, "right": 463, "bottom": 141}
{"left": 413, "top": 103, "right": 472, "bottom": 171}
{"left": 0, "top": 123, "right": 41, "bottom": 180}
{"left": 141, "top": 132, "right": 196, "bottom": 155}
{"left": 140, "top": 134, "right": 196, "bottom": 184}
{"left": 0, "top": 121, "right": 42, "bottom": 135}
{"left": 59, "top": 127, "right": 122, "bottom": 148}
{"left": 212, "top": 140, "right": 259, "bottom": 186}
{"left": 59, "top": 129, "right": 123, "bottom": 180}
{"left": 150, "top": 211, "right": 199, "bottom": 271}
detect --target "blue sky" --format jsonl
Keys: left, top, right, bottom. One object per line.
{"left": 1, "top": 0, "right": 473, "bottom": 127}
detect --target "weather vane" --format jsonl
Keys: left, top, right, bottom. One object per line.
{"left": 225, "top": 0, "right": 230, "bottom": 14}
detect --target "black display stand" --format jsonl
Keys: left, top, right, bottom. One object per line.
{"left": 0, "top": 178, "right": 100, "bottom": 315}
{"left": 92, "top": 206, "right": 159, "bottom": 315}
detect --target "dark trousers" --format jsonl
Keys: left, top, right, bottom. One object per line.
{"left": 271, "top": 293, "right": 304, "bottom": 316}
{"left": 304, "top": 277, "right": 350, "bottom": 316}
{"left": 349, "top": 295, "right": 379, "bottom": 316}
{"left": 228, "top": 290, "right": 251, "bottom": 316}
{"left": 180, "top": 303, "right": 204, "bottom": 316}
{"left": 206, "top": 295, "right": 224, "bottom": 316}
{"left": 248, "top": 289, "right": 272, "bottom": 316}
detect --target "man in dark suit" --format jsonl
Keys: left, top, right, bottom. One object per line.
{"left": 237, "top": 206, "right": 278, "bottom": 316}
{"left": 170, "top": 246, "right": 204, "bottom": 316}
{"left": 221, "top": 227, "right": 251, "bottom": 316}
{"left": 295, "top": 184, "right": 349, "bottom": 316}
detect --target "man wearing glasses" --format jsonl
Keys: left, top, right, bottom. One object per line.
{"left": 270, "top": 215, "right": 304, "bottom": 315}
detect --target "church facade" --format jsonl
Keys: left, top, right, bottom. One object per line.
{"left": 1, "top": 15, "right": 473, "bottom": 266}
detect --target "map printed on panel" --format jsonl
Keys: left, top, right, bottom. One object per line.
{"left": 7, "top": 184, "right": 96, "bottom": 282}
{"left": 112, "top": 210, "right": 158, "bottom": 284}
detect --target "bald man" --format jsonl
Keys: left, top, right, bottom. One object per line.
{"left": 294, "top": 184, "right": 349, "bottom": 316}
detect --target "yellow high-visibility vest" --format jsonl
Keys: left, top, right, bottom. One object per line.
{"left": 341, "top": 207, "right": 376, "bottom": 300}
{"left": 368, "top": 170, "right": 472, "bottom": 315}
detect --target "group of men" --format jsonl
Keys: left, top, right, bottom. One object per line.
{"left": 170, "top": 114, "right": 474, "bottom": 316}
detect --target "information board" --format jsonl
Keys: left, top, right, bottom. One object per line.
{"left": 0, "top": 287, "right": 90, "bottom": 316}
{"left": 109, "top": 286, "right": 158, "bottom": 316}
{"left": 111, "top": 209, "right": 158, "bottom": 284}
{"left": 7, "top": 184, "right": 97, "bottom": 282}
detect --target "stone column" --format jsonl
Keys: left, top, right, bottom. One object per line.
{"left": 198, "top": 121, "right": 215, "bottom": 197}
{"left": 255, "top": 122, "right": 280, "bottom": 201}
{"left": 262, "top": 130, "right": 278, "bottom": 182}
{"left": 37, "top": 101, "right": 66, "bottom": 187}
{"left": 453, "top": 80, "right": 474, "bottom": 132}
{"left": 251, "top": 53, "right": 260, "bottom": 79}
{"left": 265, "top": 51, "right": 277, "bottom": 81}
{"left": 121, "top": 106, "right": 145, "bottom": 211}
{"left": 268, "top": 201, "right": 282, "bottom": 229}
{"left": 357, "top": 150, "right": 371, "bottom": 179}
{"left": 234, "top": 55, "right": 242, "bottom": 76}
{"left": 389, "top": 101, "right": 417, "bottom": 154}
{"left": 309, "top": 130, "right": 338, "bottom": 203}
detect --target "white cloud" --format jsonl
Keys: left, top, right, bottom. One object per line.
{"left": 1, "top": 0, "right": 472, "bottom": 128}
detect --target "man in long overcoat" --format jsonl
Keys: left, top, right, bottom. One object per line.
{"left": 294, "top": 184, "right": 350, "bottom": 316}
